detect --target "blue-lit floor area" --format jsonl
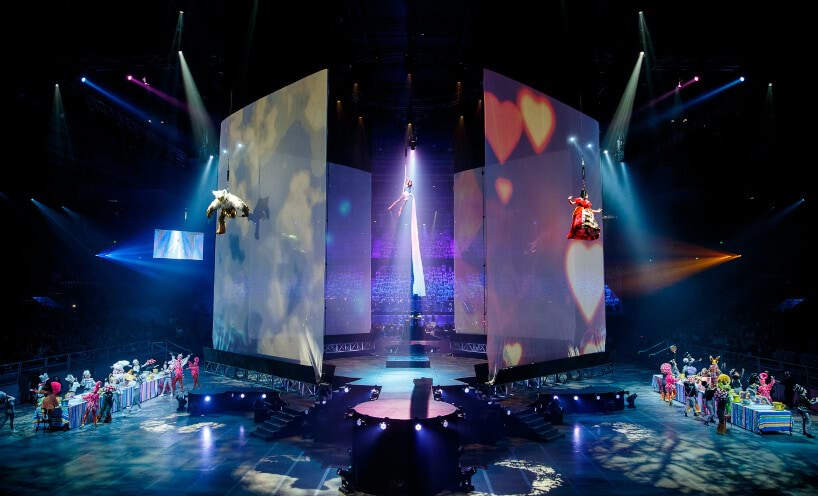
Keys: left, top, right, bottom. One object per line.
{"left": 1, "top": 361, "right": 817, "bottom": 496}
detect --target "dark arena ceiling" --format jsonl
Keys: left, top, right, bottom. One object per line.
{"left": 4, "top": 0, "right": 814, "bottom": 306}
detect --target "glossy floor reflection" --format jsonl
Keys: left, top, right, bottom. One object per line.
{"left": 1, "top": 360, "right": 817, "bottom": 496}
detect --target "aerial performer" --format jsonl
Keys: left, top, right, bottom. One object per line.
{"left": 566, "top": 156, "right": 601, "bottom": 240}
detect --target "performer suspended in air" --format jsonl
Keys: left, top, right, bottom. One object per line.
{"left": 388, "top": 178, "right": 414, "bottom": 217}
{"left": 566, "top": 190, "right": 601, "bottom": 240}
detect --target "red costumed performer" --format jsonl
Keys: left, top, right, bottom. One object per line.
{"left": 80, "top": 381, "right": 102, "bottom": 428}
{"left": 188, "top": 357, "right": 201, "bottom": 390}
{"left": 566, "top": 191, "right": 602, "bottom": 240}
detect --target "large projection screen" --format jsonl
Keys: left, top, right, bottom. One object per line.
{"left": 481, "top": 69, "right": 606, "bottom": 380}
{"left": 325, "top": 162, "right": 372, "bottom": 334}
{"left": 212, "top": 70, "right": 328, "bottom": 379}
{"left": 453, "top": 168, "right": 486, "bottom": 333}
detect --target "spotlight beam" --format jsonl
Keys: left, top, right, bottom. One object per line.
{"left": 128, "top": 77, "right": 189, "bottom": 111}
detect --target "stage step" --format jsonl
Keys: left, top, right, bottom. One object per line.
{"left": 510, "top": 408, "right": 564, "bottom": 443}
{"left": 252, "top": 405, "right": 311, "bottom": 441}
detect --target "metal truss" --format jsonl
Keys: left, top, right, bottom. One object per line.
{"left": 451, "top": 341, "right": 487, "bottom": 353}
{"left": 499, "top": 362, "right": 615, "bottom": 391}
{"left": 203, "top": 360, "right": 317, "bottom": 398}
{"left": 324, "top": 341, "right": 374, "bottom": 353}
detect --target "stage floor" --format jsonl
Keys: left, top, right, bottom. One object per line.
{"left": 2, "top": 361, "right": 818, "bottom": 496}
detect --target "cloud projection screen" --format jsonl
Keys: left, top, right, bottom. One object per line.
{"left": 212, "top": 70, "right": 328, "bottom": 379}
{"left": 458, "top": 69, "right": 606, "bottom": 381}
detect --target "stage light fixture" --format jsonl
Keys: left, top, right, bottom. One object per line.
{"left": 464, "top": 386, "right": 470, "bottom": 393}
{"left": 459, "top": 466, "right": 478, "bottom": 492}
{"left": 415, "top": 423, "right": 422, "bottom": 431}
{"left": 596, "top": 395, "right": 601, "bottom": 401}
{"left": 442, "top": 420, "right": 449, "bottom": 428}
{"left": 739, "top": 76, "right": 745, "bottom": 82}
{"left": 261, "top": 393, "right": 266, "bottom": 399}
{"left": 379, "top": 421, "right": 387, "bottom": 430}
{"left": 356, "top": 418, "right": 363, "bottom": 426}
{"left": 205, "top": 396, "right": 211, "bottom": 402}
{"left": 615, "top": 394, "right": 620, "bottom": 400}
{"left": 337, "top": 467, "right": 355, "bottom": 495}
{"left": 553, "top": 395, "right": 559, "bottom": 400}
{"left": 344, "top": 386, "right": 350, "bottom": 393}
{"left": 81, "top": 77, "right": 87, "bottom": 83}
{"left": 126, "top": 75, "right": 133, "bottom": 81}
{"left": 573, "top": 395, "right": 579, "bottom": 401}
{"left": 240, "top": 393, "right": 245, "bottom": 399}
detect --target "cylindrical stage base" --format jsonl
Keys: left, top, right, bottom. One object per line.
{"left": 345, "top": 399, "right": 464, "bottom": 495}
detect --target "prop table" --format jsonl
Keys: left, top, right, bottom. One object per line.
{"left": 731, "top": 402, "right": 792, "bottom": 435}
{"left": 65, "top": 376, "right": 167, "bottom": 429}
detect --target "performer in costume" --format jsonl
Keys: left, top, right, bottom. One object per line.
{"left": 80, "top": 381, "right": 102, "bottom": 428}
{"left": 684, "top": 376, "right": 699, "bottom": 417}
{"left": 388, "top": 178, "right": 414, "bottom": 217}
{"left": 660, "top": 362, "right": 676, "bottom": 404}
{"left": 756, "top": 371, "right": 775, "bottom": 404}
{"left": 708, "top": 356, "right": 721, "bottom": 386}
{"left": 0, "top": 391, "right": 16, "bottom": 433}
{"left": 97, "top": 380, "right": 116, "bottom": 423}
{"left": 188, "top": 357, "right": 201, "bottom": 390}
{"left": 729, "top": 368, "right": 745, "bottom": 394}
{"left": 794, "top": 384, "right": 818, "bottom": 438}
{"left": 79, "top": 370, "right": 96, "bottom": 391}
{"left": 682, "top": 353, "right": 700, "bottom": 377}
{"left": 158, "top": 360, "right": 174, "bottom": 395}
{"left": 206, "top": 189, "right": 251, "bottom": 235}
{"left": 702, "top": 380, "right": 716, "bottom": 426}
{"left": 64, "top": 374, "right": 79, "bottom": 400}
{"left": 714, "top": 373, "right": 732, "bottom": 434}
{"left": 171, "top": 354, "right": 191, "bottom": 394}
{"left": 128, "top": 358, "right": 155, "bottom": 411}
{"left": 566, "top": 191, "right": 602, "bottom": 240}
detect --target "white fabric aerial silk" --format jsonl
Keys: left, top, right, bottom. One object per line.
{"left": 410, "top": 198, "right": 426, "bottom": 296}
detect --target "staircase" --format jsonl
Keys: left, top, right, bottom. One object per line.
{"left": 250, "top": 405, "right": 309, "bottom": 441}
{"left": 510, "top": 408, "right": 565, "bottom": 442}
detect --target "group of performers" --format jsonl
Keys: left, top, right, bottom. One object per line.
{"left": 658, "top": 352, "right": 818, "bottom": 438}
{"left": 26, "top": 352, "right": 201, "bottom": 431}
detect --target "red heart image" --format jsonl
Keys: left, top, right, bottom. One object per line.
{"left": 484, "top": 91, "right": 523, "bottom": 164}
{"left": 495, "top": 176, "right": 513, "bottom": 204}
{"left": 518, "top": 87, "right": 556, "bottom": 154}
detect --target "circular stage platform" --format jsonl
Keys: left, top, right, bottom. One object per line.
{"left": 352, "top": 398, "right": 458, "bottom": 420}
